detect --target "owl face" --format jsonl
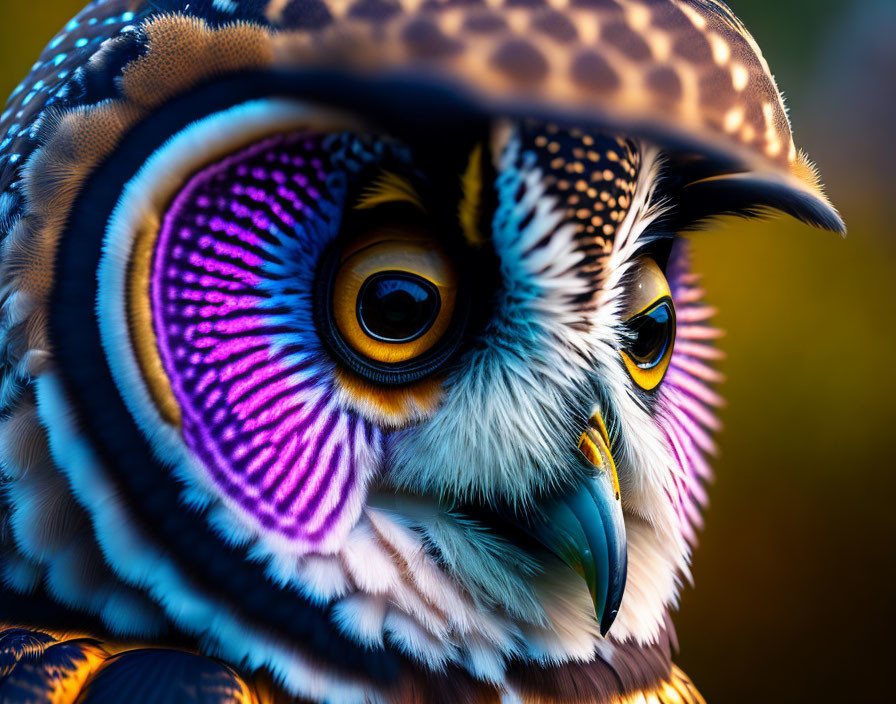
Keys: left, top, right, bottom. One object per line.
{"left": 85, "top": 105, "right": 664, "bottom": 631}
{"left": 0, "top": 1, "right": 843, "bottom": 701}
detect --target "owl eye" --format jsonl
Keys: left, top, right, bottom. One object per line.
{"left": 318, "top": 223, "right": 467, "bottom": 385}
{"left": 620, "top": 258, "right": 676, "bottom": 391}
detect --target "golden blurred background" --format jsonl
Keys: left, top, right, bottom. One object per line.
{"left": 1, "top": 1, "right": 892, "bottom": 701}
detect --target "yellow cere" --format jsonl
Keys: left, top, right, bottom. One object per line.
{"left": 588, "top": 409, "right": 612, "bottom": 448}
{"left": 578, "top": 419, "right": 621, "bottom": 502}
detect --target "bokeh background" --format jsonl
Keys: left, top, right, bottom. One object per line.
{"left": 1, "top": 1, "right": 893, "bottom": 701}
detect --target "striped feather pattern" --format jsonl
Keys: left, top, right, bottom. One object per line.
{"left": 150, "top": 131, "right": 381, "bottom": 549}
{"left": 658, "top": 241, "right": 724, "bottom": 545}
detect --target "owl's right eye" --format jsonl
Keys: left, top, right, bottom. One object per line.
{"left": 329, "top": 228, "right": 459, "bottom": 366}
{"left": 315, "top": 198, "right": 469, "bottom": 386}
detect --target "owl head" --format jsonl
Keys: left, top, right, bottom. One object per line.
{"left": 0, "top": 1, "right": 843, "bottom": 701}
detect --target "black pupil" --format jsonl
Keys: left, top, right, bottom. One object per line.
{"left": 628, "top": 300, "right": 673, "bottom": 369}
{"left": 357, "top": 272, "right": 441, "bottom": 343}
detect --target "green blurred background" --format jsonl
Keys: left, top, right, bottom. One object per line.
{"left": 1, "top": 1, "right": 893, "bottom": 701}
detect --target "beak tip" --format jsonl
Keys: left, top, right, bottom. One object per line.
{"left": 515, "top": 410, "right": 629, "bottom": 642}
{"left": 598, "top": 608, "right": 619, "bottom": 637}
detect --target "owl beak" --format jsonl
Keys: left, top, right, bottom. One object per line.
{"left": 522, "top": 413, "right": 627, "bottom": 636}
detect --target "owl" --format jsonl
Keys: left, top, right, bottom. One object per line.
{"left": 0, "top": 1, "right": 843, "bottom": 702}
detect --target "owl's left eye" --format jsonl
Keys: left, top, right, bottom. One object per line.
{"left": 621, "top": 258, "right": 676, "bottom": 391}
{"left": 626, "top": 299, "right": 674, "bottom": 369}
